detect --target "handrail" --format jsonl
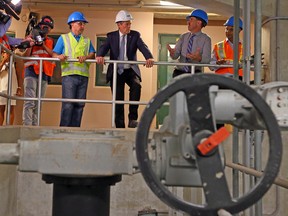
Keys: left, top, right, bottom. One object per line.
{"left": 0, "top": 43, "right": 243, "bottom": 127}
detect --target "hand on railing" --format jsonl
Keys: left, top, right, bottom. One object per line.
{"left": 144, "top": 58, "right": 154, "bottom": 68}
{"left": 77, "top": 56, "right": 87, "bottom": 63}
{"left": 95, "top": 56, "right": 105, "bottom": 65}
{"left": 54, "top": 54, "right": 68, "bottom": 62}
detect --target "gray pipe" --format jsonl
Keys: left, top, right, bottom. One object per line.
{"left": 0, "top": 143, "right": 19, "bottom": 164}
{"left": 232, "top": 0, "right": 240, "bottom": 202}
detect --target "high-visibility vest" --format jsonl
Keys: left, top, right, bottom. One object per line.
{"left": 0, "top": 35, "right": 11, "bottom": 70}
{"left": 0, "top": 35, "right": 11, "bottom": 50}
{"left": 214, "top": 40, "right": 243, "bottom": 76}
{"left": 24, "top": 37, "right": 55, "bottom": 77}
{"left": 61, "top": 32, "right": 90, "bottom": 77}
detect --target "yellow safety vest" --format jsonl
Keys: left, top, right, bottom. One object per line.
{"left": 61, "top": 32, "right": 90, "bottom": 77}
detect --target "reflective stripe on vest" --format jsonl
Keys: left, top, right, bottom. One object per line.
{"left": 0, "top": 35, "right": 11, "bottom": 50}
{"left": 215, "top": 40, "right": 243, "bottom": 76}
{"left": 24, "top": 37, "right": 55, "bottom": 77}
{"left": 0, "top": 35, "right": 11, "bottom": 71}
{"left": 61, "top": 32, "right": 90, "bottom": 77}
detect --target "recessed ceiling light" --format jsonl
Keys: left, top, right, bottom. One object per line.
{"left": 160, "top": 0, "right": 184, "bottom": 7}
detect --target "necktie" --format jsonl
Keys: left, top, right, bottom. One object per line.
{"left": 184, "top": 35, "right": 195, "bottom": 72}
{"left": 118, "top": 35, "right": 126, "bottom": 75}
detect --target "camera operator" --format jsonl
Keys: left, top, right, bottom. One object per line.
{"left": 22, "top": 15, "right": 55, "bottom": 126}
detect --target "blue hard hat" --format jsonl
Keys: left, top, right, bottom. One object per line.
{"left": 186, "top": 9, "right": 208, "bottom": 26}
{"left": 224, "top": 16, "right": 243, "bottom": 30}
{"left": 67, "top": 11, "right": 88, "bottom": 24}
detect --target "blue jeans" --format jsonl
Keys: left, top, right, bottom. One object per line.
{"left": 60, "top": 75, "right": 88, "bottom": 127}
{"left": 23, "top": 76, "right": 48, "bottom": 126}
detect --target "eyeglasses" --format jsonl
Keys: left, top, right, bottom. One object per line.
{"left": 75, "top": 22, "right": 86, "bottom": 26}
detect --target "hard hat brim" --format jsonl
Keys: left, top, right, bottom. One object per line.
{"left": 68, "top": 20, "right": 89, "bottom": 24}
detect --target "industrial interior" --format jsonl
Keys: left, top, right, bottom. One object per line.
{"left": 0, "top": 0, "right": 288, "bottom": 216}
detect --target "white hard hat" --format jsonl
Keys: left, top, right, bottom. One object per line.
{"left": 115, "top": 10, "right": 134, "bottom": 23}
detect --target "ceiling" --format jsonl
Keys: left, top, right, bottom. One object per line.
{"left": 21, "top": 0, "right": 233, "bottom": 21}
{"left": 21, "top": 0, "right": 279, "bottom": 24}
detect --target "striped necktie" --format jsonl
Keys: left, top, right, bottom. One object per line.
{"left": 118, "top": 35, "right": 126, "bottom": 75}
{"left": 184, "top": 34, "right": 195, "bottom": 72}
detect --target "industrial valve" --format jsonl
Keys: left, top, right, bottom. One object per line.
{"left": 136, "top": 73, "right": 282, "bottom": 215}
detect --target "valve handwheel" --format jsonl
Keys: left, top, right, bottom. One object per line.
{"left": 136, "top": 74, "right": 282, "bottom": 215}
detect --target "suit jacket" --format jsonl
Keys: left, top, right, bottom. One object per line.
{"left": 97, "top": 30, "right": 153, "bottom": 83}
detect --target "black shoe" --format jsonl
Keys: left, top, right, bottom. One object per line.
{"left": 128, "top": 120, "right": 138, "bottom": 128}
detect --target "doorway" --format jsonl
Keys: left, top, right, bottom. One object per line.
{"left": 156, "top": 33, "right": 180, "bottom": 127}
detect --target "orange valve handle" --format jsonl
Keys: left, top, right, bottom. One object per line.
{"left": 197, "top": 127, "right": 230, "bottom": 155}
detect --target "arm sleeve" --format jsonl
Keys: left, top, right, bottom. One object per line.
{"left": 209, "top": 46, "right": 218, "bottom": 71}
{"left": 136, "top": 33, "right": 153, "bottom": 59}
{"left": 7, "top": 36, "right": 23, "bottom": 46}
{"left": 89, "top": 41, "right": 96, "bottom": 53}
{"left": 53, "top": 36, "right": 64, "bottom": 54}
{"left": 97, "top": 35, "right": 111, "bottom": 57}
{"left": 0, "top": 19, "right": 12, "bottom": 37}
{"left": 200, "top": 36, "right": 211, "bottom": 64}
{"left": 171, "top": 34, "right": 184, "bottom": 60}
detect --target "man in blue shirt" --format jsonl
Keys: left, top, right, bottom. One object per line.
{"left": 53, "top": 11, "right": 95, "bottom": 127}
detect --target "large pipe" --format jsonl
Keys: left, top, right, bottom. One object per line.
{"left": 226, "top": 161, "right": 288, "bottom": 189}
{"left": 0, "top": 143, "right": 19, "bottom": 164}
{"left": 232, "top": 0, "right": 240, "bottom": 202}
{"left": 254, "top": 0, "right": 263, "bottom": 215}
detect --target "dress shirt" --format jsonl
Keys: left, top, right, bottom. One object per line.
{"left": 171, "top": 31, "right": 211, "bottom": 72}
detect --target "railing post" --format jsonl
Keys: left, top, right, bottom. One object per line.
{"left": 37, "top": 59, "right": 44, "bottom": 126}
{"left": 111, "top": 62, "right": 118, "bottom": 128}
{"left": 5, "top": 54, "right": 15, "bottom": 125}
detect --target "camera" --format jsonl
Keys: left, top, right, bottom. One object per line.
{"left": 0, "top": 10, "right": 10, "bottom": 24}
{"left": 31, "top": 24, "right": 49, "bottom": 46}
{"left": 0, "top": 0, "right": 22, "bottom": 21}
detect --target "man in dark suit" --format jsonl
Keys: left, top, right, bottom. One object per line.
{"left": 96, "top": 10, "right": 154, "bottom": 128}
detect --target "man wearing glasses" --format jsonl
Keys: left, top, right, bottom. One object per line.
{"left": 53, "top": 11, "right": 95, "bottom": 127}
{"left": 167, "top": 9, "right": 211, "bottom": 77}
{"left": 96, "top": 10, "right": 154, "bottom": 128}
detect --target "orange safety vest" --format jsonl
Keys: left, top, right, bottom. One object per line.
{"left": 214, "top": 40, "right": 243, "bottom": 76}
{"left": 24, "top": 37, "right": 55, "bottom": 77}
{"left": 0, "top": 34, "right": 11, "bottom": 50}
{"left": 0, "top": 35, "right": 11, "bottom": 69}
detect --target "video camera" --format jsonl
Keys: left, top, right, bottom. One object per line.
{"left": 15, "top": 23, "right": 48, "bottom": 49}
{"left": 0, "top": 0, "right": 22, "bottom": 24}
{"left": 31, "top": 24, "right": 49, "bottom": 46}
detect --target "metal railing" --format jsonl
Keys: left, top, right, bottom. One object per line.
{"left": 0, "top": 44, "right": 237, "bottom": 127}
